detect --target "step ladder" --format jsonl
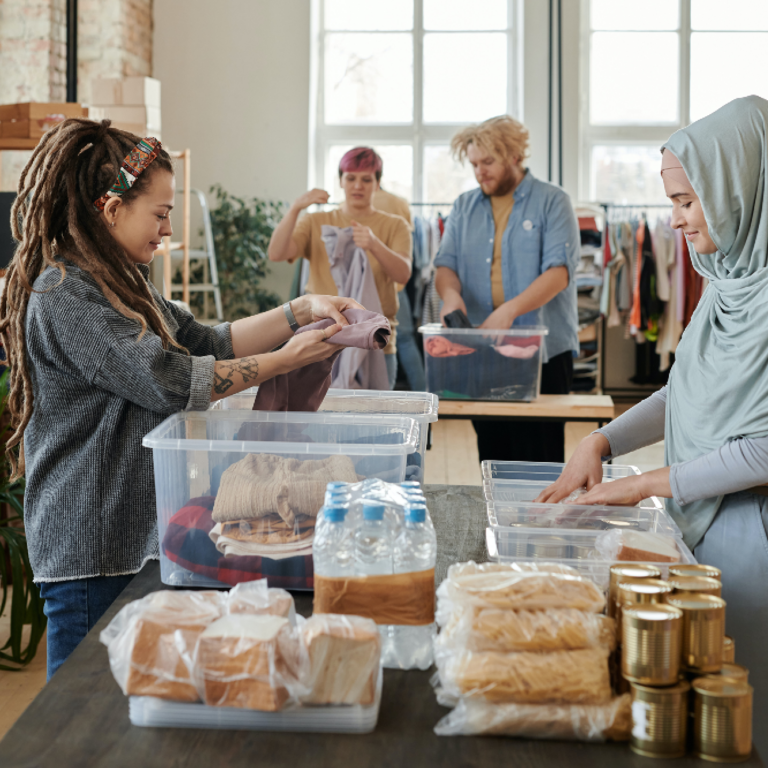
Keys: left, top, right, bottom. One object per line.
{"left": 162, "top": 188, "right": 224, "bottom": 325}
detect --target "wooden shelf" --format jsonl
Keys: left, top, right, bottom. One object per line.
{"left": 0, "top": 138, "right": 40, "bottom": 150}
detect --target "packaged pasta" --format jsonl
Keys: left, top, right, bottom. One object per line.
{"left": 436, "top": 561, "right": 605, "bottom": 618}
{"left": 436, "top": 607, "right": 616, "bottom": 654}
{"left": 434, "top": 694, "right": 632, "bottom": 741}
{"left": 300, "top": 614, "right": 381, "bottom": 705}
{"left": 435, "top": 647, "right": 612, "bottom": 705}
{"left": 99, "top": 590, "right": 225, "bottom": 702}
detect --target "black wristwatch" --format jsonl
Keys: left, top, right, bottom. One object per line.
{"left": 283, "top": 301, "right": 300, "bottom": 332}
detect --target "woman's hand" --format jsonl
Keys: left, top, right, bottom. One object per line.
{"left": 277, "top": 324, "right": 343, "bottom": 372}
{"left": 350, "top": 221, "right": 377, "bottom": 251}
{"left": 578, "top": 467, "right": 672, "bottom": 506}
{"left": 534, "top": 433, "right": 609, "bottom": 503}
{"left": 291, "top": 295, "right": 364, "bottom": 327}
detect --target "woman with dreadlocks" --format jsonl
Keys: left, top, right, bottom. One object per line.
{"left": 0, "top": 119, "right": 361, "bottom": 679}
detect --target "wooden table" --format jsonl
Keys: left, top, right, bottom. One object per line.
{"left": 0, "top": 486, "right": 761, "bottom": 768}
{"left": 438, "top": 394, "right": 615, "bottom": 427}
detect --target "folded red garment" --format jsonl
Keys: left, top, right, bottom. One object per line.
{"left": 425, "top": 336, "right": 476, "bottom": 358}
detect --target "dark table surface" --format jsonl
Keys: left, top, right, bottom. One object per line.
{"left": 0, "top": 485, "right": 762, "bottom": 768}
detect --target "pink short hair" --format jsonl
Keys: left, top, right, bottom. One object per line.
{"left": 338, "top": 147, "right": 383, "bottom": 181}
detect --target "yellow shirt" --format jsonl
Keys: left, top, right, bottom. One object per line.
{"left": 372, "top": 188, "right": 412, "bottom": 230}
{"left": 490, "top": 193, "right": 514, "bottom": 310}
{"left": 292, "top": 208, "right": 412, "bottom": 355}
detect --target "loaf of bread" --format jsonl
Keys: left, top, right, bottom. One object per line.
{"left": 226, "top": 580, "right": 295, "bottom": 622}
{"left": 437, "top": 562, "right": 605, "bottom": 615}
{"left": 100, "top": 590, "right": 225, "bottom": 702}
{"left": 434, "top": 694, "right": 632, "bottom": 741}
{"left": 437, "top": 647, "right": 612, "bottom": 705}
{"left": 194, "top": 614, "right": 299, "bottom": 710}
{"left": 595, "top": 530, "right": 682, "bottom": 563}
{"left": 438, "top": 608, "right": 616, "bottom": 654}
{"left": 301, "top": 614, "right": 381, "bottom": 705}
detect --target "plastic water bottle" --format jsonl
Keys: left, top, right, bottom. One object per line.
{"left": 312, "top": 505, "right": 354, "bottom": 577}
{"left": 399, "top": 481, "right": 421, "bottom": 490}
{"left": 392, "top": 503, "right": 437, "bottom": 670}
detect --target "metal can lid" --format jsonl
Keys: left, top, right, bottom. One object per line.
{"left": 624, "top": 603, "right": 683, "bottom": 622}
{"left": 669, "top": 563, "right": 722, "bottom": 580}
{"left": 610, "top": 564, "right": 662, "bottom": 581}
{"left": 631, "top": 679, "right": 691, "bottom": 695}
{"left": 668, "top": 575, "right": 721, "bottom": 592}
{"left": 619, "top": 580, "right": 673, "bottom": 595}
{"left": 706, "top": 663, "right": 749, "bottom": 682}
{"left": 692, "top": 677, "right": 752, "bottom": 697}
{"left": 666, "top": 593, "right": 726, "bottom": 611}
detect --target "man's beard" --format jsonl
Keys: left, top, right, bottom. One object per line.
{"left": 482, "top": 166, "right": 516, "bottom": 197}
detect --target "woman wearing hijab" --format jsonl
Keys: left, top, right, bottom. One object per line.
{"left": 538, "top": 95, "right": 768, "bottom": 755}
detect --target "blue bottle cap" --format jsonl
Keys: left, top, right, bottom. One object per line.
{"left": 405, "top": 504, "right": 427, "bottom": 523}
{"left": 327, "top": 482, "right": 347, "bottom": 491}
{"left": 324, "top": 505, "right": 347, "bottom": 522}
{"left": 362, "top": 503, "right": 385, "bottom": 520}
{"left": 400, "top": 481, "right": 421, "bottom": 489}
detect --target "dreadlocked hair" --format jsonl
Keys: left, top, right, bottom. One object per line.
{"left": 0, "top": 118, "right": 183, "bottom": 480}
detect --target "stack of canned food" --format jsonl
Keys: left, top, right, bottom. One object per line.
{"left": 613, "top": 562, "right": 752, "bottom": 761}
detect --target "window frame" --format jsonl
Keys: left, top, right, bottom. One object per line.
{"left": 311, "top": 0, "right": 522, "bottom": 202}
{"left": 579, "top": 0, "right": 693, "bottom": 202}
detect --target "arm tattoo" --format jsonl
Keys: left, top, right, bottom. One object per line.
{"left": 213, "top": 358, "right": 260, "bottom": 394}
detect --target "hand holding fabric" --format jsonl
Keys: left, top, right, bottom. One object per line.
{"left": 279, "top": 324, "right": 343, "bottom": 370}
{"left": 294, "top": 294, "right": 364, "bottom": 327}
{"left": 350, "top": 220, "right": 377, "bottom": 251}
{"left": 439, "top": 293, "right": 469, "bottom": 326}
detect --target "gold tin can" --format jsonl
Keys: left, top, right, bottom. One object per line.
{"left": 617, "top": 579, "right": 673, "bottom": 644}
{"left": 723, "top": 635, "right": 735, "bottom": 664}
{"left": 630, "top": 680, "right": 690, "bottom": 759}
{"left": 527, "top": 535, "right": 569, "bottom": 559}
{"left": 668, "top": 575, "right": 722, "bottom": 598}
{"left": 570, "top": 542, "right": 593, "bottom": 560}
{"left": 608, "top": 564, "right": 662, "bottom": 618}
{"left": 667, "top": 593, "right": 726, "bottom": 674}
{"left": 707, "top": 663, "right": 749, "bottom": 684}
{"left": 622, "top": 603, "right": 683, "bottom": 685}
{"left": 693, "top": 677, "right": 753, "bottom": 762}
{"left": 670, "top": 563, "right": 722, "bottom": 581}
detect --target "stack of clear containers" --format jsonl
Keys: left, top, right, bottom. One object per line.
{"left": 481, "top": 461, "right": 694, "bottom": 590}
{"left": 418, "top": 323, "right": 548, "bottom": 402}
{"left": 313, "top": 480, "right": 436, "bottom": 671}
{"left": 142, "top": 411, "right": 420, "bottom": 588}
{"left": 210, "top": 388, "right": 438, "bottom": 484}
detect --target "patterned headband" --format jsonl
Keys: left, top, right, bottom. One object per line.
{"left": 93, "top": 137, "right": 162, "bottom": 212}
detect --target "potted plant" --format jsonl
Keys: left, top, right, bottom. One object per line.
{"left": 0, "top": 369, "right": 46, "bottom": 670}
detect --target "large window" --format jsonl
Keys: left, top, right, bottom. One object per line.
{"left": 581, "top": 0, "right": 768, "bottom": 204}
{"left": 312, "top": 0, "right": 520, "bottom": 204}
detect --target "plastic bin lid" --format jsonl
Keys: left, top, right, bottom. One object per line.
{"left": 142, "top": 411, "right": 419, "bottom": 455}
{"left": 418, "top": 323, "right": 548, "bottom": 337}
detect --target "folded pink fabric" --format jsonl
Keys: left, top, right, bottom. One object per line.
{"left": 494, "top": 344, "right": 539, "bottom": 359}
{"left": 252, "top": 309, "right": 391, "bottom": 412}
{"left": 424, "top": 336, "right": 476, "bottom": 358}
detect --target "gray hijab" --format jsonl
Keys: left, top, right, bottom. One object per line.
{"left": 663, "top": 95, "right": 768, "bottom": 548}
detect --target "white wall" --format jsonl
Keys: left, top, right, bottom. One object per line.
{"left": 153, "top": 0, "right": 312, "bottom": 300}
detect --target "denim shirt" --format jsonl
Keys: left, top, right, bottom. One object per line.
{"left": 434, "top": 170, "right": 580, "bottom": 362}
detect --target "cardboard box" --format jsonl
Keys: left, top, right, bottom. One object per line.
{"left": 91, "top": 77, "right": 161, "bottom": 108}
{"left": 0, "top": 114, "right": 77, "bottom": 139}
{"left": 0, "top": 102, "right": 89, "bottom": 121}
{"left": 89, "top": 105, "right": 161, "bottom": 132}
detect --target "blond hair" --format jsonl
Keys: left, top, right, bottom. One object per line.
{"left": 451, "top": 115, "right": 529, "bottom": 167}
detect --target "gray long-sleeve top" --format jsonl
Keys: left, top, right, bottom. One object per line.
{"left": 596, "top": 387, "right": 768, "bottom": 504}
{"left": 24, "top": 263, "right": 234, "bottom": 583}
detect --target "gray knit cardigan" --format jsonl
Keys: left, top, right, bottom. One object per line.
{"left": 23, "top": 263, "right": 233, "bottom": 583}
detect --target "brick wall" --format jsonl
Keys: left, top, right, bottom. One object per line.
{"left": 0, "top": 0, "right": 153, "bottom": 189}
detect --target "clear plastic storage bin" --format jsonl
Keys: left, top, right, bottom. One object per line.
{"left": 210, "top": 388, "right": 438, "bottom": 484}
{"left": 128, "top": 669, "right": 382, "bottom": 733}
{"left": 485, "top": 528, "right": 696, "bottom": 591}
{"left": 481, "top": 460, "right": 642, "bottom": 482}
{"left": 486, "top": 501, "right": 682, "bottom": 537}
{"left": 418, "top": 324, "right": 548, "bottom": 402}
{"left": 142, "top": 411, "right": 419, "bottom": 589}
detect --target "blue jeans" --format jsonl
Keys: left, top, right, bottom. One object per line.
{"left": 395, "top": 289, "right": 426, "bottom": 392}
{"left": 385, "top": 353, "right": 398, "bottom": 390}
{"left": 39, "top": 574, "right": 134, "bottom": 681}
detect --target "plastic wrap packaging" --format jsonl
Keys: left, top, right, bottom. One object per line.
{"left": 186, "top": 614, "right": 310, "bottom": 711}
{"left": 436, "top": 607, "right": 616, "bottom": 654}
{"left": 99, "top": 590, "right": 225, "bottom": 701}
{"left": 300, "top": 614, "right": 382, "bottom": 705}
{"left": 433, "top": 694, "right": 632, "bottom": 741}
{"left": 435, "top": 647, "right": 612, "bottom": 705}
{"left": 436, "top": 561, "right": 605, "bottom": 618}
{"left": 227, "top": 580, "right": 296, "bottom": 624}
{"left": 595, "top": 530, "right": 681, "bottom": 563}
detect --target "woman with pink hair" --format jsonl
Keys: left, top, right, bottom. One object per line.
{"left": 268, "top": 147, "right": 412, "bottom": 389}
